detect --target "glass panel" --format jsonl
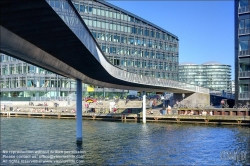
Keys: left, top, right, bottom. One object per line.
{"left": 89, "top": 19, "right": 92, "bottom": 26}
{"left": 101, "top": 9, "right": 104, "bottom": 16}
{"left": 101, "top": 21, "right": 105, "bottom": 28}
{"left": 97, "top": 8, "right": 100, "bottom": 15}
{"left": 74, "top": 3, "right": 79, "bottom": 11}
{"left": 88, "top": 6, "right": 92, "bottom": 13}
{"left": 93, "top": 20, "right": 96, "bottom": 27}
{"left": 240, "top": 0, "right": 249, "bottom": 7}
{"left": 93, "top": 8, "right": 96, "bottom": 15}
{"left": 79, "top": 4, "right": 83, "bottom": 12}
{"left": 239, "top": 40, "right": 249, "bottom": 50}
{"left": 240, "top": 20, "right": 245, "bottom": 29}
{"left": 245, "top": 19, "right": 250, "bottom": 28}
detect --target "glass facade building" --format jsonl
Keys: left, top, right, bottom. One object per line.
{"left": 179, "top": 62, "right": 232, "bottom": 92}
{"left": 0, "top": 0, "right": 178, "bottom": 100}
{"left": 74, "top": 0, "right": 179, "bottom": 79}
{"left": 235, "top": 0, "right": 250, "bottom": 104}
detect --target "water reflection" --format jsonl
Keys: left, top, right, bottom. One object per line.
{"left": 0, "top": 118, "right": 249, "bottom": 165}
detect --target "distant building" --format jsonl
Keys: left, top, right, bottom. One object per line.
{"left": 235, "top": 0, "right": 250, "bottom": 104}
{"left": 179, "top": 61, "right": 232, "bottom": 92}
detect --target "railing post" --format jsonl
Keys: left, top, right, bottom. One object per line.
{"left": 143, "top": 91, "right": 146, "bottom": 123}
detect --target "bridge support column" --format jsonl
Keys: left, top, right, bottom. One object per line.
{"left": 142, "top": 91, "right": 146, "bottom": 123}
{"left": 76, "top": 79, "right": 82, "bottom": 144}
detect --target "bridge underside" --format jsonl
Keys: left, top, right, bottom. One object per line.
{"left": 0, "top": 0, "right": 202, "bottom": 93}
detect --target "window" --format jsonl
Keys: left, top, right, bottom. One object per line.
{"left": 105, "top": 22, "right": 109, "bottom": 29}
{"left": 109, "top": 11, "right": 112, "bottom": 18}
{"left": 101, "top": 9, "right": 105, "bottom": 16}
{"left": 101, "top": 21, "right": 105, "bottom": 28}
{"left": 79, "top": 4, "right": 84, "bottom": 12}
{"left": 93, "top": 8, "right": 96, "bottom": 15}
{"left": 97, "top": 21, "right": 101, "bottom": 28}
{"left": 113, "top": 12, "right": 117, "bottom": 19}
{"left": 97, "top": 8, "right": 100, "bottom": 15}
{"left": 74, "top": 3, "right": 79, "bottom": 11}
{"left": 239, "top": 40, "right": 249, "bottom": 50}
{"left": 89, "top": 6, "right": 92, "bottom": 13}
{"left": 89, "top": 19, "right": 92, "bottom": 26}
{"left": 239, "top": 0, "right": 249, "bottom": 7}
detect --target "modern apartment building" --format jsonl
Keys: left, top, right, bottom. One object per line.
{"left": 0, "top": 0, "right": 179, "bottom": 100}
{"left": 235, "top": 0, "right": 250, "bottom": 104}
{"left": 179, "top": 62, "right": 232, "bottom": 92}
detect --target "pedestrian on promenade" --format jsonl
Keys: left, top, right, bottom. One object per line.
{"left": 167, "top": 105, "right": 172, "bottom": 115}
{"left": 164, "top": 93, "right": 169, "bottom": 107}
{"left": 161, "top": 95, "right": 164, "bottom": 105}
{"left": 209, "top": 110, "right": 213, "bottom": 116}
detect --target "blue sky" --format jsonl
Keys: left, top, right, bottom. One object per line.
{"left": 107, "top": 1, "right": 235, "bottom": 79}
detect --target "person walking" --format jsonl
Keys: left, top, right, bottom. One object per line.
{"left": 164, "top": 93, "right": 169, "bottom": 107}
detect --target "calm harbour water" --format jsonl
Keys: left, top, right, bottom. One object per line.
{"left": 0, "top": 117, "right": 249, "bottom": 165}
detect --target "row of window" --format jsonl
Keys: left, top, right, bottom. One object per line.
{"left": 0, "top": 77, "right": 74, "bottom": 89}
{"left": 92, "top": 31, "right": 178, "bottom": 52}
{"left": 179, "top": 66, "right": 230, "bottom": 69}
{"left": 179, "top": 80, "right": 231, "bottom": 85}
{"left": 74, "top": 1, "right": 167, "bottom": 28}
{"left": 84, "top": 18, "right": 177, "bottom": 42}
{"left": 108, "top": 58, "right": 178, "bottom": 71}
{"left": 0, "top": 64, "right": 54, "bottom": 75}
{"left": 100, "top": 45, "right": 178, "bottom": 61}
{"left": 0, "top": 54, "right": 178, "bottom": 80}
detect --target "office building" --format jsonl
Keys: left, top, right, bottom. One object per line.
{"left": 235, "top": 0, "right": 250, "bottom": 104}
{"left": 179, "top": 61, "right": 232, "bottom": 92}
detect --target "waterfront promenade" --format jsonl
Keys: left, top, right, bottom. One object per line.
{"left": 1, "top": 100, "right": 249, "bottom": 126}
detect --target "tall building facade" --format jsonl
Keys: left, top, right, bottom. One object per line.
{"left": 235, "top": 0, "right": 250, "bottom": 104}
{"left": 179, "top": 62, "right": 232, "bottom": 92}
{"left": 74, "top": 0, "right": 179, "bottom": 79}
{"left": 0, "top": 0, "right": 179, "bottom": 99}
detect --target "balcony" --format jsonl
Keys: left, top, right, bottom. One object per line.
{"left": 239, "top": 28, "right": 250, "bottom": 35}
{"left": 239, "top": 49, "right": 250, "bottom": 57}
{"left": 238, "top": 92, "right": 250, "bottom": 100}
{"left": 239, "top": 71, "right": 250, "bottom": 78}
{"left": 238, "top": 6, "right": 250, "bottom": 14}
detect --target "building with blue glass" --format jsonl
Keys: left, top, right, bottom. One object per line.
{"left": 0, "top": 0, "right": 179, "bottom": 100}
{"left": 235, "top": 0, "right": 250, "bottom": 104}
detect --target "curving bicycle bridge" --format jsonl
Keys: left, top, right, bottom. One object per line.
{"left": 0, "top": 0, "right": 209, "bottom": 94}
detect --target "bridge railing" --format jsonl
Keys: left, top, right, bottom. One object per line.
{"left": 46, "top": 0, "right": 209, "bottom": 94}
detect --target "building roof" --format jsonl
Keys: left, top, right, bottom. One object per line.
{"left": 96, "top": 0, "right": 178, "bottom": 40}
{"left": 202, "top": 61, "right": 223, "bottom": 65}
{"left": 179, "top": 62, "right": 197, "bottom": 65}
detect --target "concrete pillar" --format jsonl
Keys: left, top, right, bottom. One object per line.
{"left": 76, "top": 79, "right": 82, "bottom": 144}
{"left": 142, "top": 91, "right": 146, "bottom": 123}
